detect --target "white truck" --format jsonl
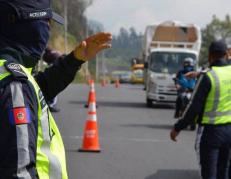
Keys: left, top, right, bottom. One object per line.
{"left": 143, "top": 21, "right": 201, "bottom": 107}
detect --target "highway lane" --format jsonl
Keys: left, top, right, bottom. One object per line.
{"left": 53, "top": 83, "right": 200, "bottom": 179}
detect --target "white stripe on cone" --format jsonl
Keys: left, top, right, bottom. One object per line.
{"left": 88, "top": 102, "right": 96, "bottom": 113}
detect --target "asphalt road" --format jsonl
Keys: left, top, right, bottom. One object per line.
{"left": 53, "top": 83, "right": 200, "bottom": 179}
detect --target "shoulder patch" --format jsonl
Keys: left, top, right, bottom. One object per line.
{"left": 5, "top": 63, "right": 28, "bottom": 80}
{"left": 8, "top": 107, "right": 31, "bottom": 125}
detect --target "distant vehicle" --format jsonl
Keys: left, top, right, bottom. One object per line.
{"left": 143, "top": 21, "right": 201, "bottom": 107}
{"left": 131, "top": 69, "right": 144, "bottom": 84}
{"left": 131, "top": 63, "right": 144, "bottom": 84}
{"left": 131, "top": 63, "right": 144, "bottom": 71}
{"left": 110, "top": 71, "right": 132, "bottom": 83}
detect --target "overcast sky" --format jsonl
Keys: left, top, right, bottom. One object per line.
{"left": 86, "top": 0, "right": 231, "bottom": 35}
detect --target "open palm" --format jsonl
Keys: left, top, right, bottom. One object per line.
{"left": 74, "top": 32, "right": 112, "bottom": 61}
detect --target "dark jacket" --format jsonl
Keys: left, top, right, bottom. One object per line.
{"left": 175, "top": 67, "right": 196, "bottom": 92}
{"left": 174, "top": 59, "right": 229, "bottom": 132}
{"left": 0, "top": 48, "right": 83, "bottom": 178}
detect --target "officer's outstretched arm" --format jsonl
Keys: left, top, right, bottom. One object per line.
{"left": 74, "top": 32, "right": 112, "bottom": 61}
{"left": 35, "top": 32, "right": 112, "bottom": 101}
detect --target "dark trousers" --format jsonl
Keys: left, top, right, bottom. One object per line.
{"left": 175, "top": 93, "right": 184, "bottom": 118}
{"left": 219, "top": 148, "right": 231, "bottom": 179}
{"left": 196, "top": 125, "right": 231, "bottom": 179}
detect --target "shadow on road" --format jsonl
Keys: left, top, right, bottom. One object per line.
{"left": 98, "top": 101, "right": 147, "bottom": 108}
{"left": 69, "top": 100, "right": 175, "bottom": 110}
{"left": 120, "top": 123, "right": 173, "bottom": 130}
{"left": 69, "top": 100, "right": 148, "bottom": 109}
{"left": 145, "top": 169, "right": 200, "bottom": 179}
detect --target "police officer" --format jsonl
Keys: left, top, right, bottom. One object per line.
{"left": 170, "top": 40, "right": 231, "bottom": 179}
{"left": 0, "top": 1, "right": 112, "bottom": 179}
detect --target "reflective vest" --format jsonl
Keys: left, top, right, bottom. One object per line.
{"left": 202, "top": 66, "right": 231, "bottom": 125}
{"left": 0, "top": 60, "right": 68, "bottom": 179}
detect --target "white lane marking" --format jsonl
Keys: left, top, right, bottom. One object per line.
{"left": 64, "top": 136, "right": 169, "bottom": 143}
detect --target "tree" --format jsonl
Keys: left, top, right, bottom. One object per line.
{"left": 51, "top": 0, "right": 93, "bottom": 42}
{"left": 104, "top": 27, "right": 142, "bottom": 71}
{"left": 88, "top": 20, "right": 104, "bottom": 34}
{"left": 66, "top": 0, "right": 93, "bottom": 41}
{"left": 200, "top": 15, "right": 231, "bottom": 65}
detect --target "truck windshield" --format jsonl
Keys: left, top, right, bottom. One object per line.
{"left": 149, "top": 52, "right": 196, "bottom": 74}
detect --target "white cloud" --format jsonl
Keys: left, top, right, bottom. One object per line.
{"left": 86, "top": 0, "right": 231, "bottom": 35}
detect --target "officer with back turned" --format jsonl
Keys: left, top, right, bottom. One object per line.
{"left": 0, "top": 0, "right": 112, "bottom": 178}
{"left": 170, "top": 40, "right": 231, "bottom": 179}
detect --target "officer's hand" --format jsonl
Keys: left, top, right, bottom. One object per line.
{"left": 74, "top": 32, "right": 112, "bottom": 61}
{"left": 170, "top": 128, "right": 179, "bottom": 142}
{"left": 184, "top": 71, "right": 199, "bottom": 79}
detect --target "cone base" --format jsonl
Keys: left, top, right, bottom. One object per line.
{"left": 78, "top": 148, "right": 101, "bottom": 153}
{"left": 84, "top": 104, "right": 98, "bottom": 108}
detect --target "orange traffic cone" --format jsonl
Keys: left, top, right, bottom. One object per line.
{"left": 79, "top": 86, "right": 101, "bottom": 153}
{"left": 115, "top": 78, "right": 120, "bottom": 88}
{"left": 84, "top": 80, "right": 95, "bottom": 108}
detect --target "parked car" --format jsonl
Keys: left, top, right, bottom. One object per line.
{"left": 110, "top": 71, "right": 132, "bottom": 83}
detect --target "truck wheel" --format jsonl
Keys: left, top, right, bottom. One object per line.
{"left": 146, "top": 98, "right": 153, "bottom": 107}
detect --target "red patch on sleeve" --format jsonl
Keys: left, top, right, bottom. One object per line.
{"left": 13, "top": 107, "right": 30, "bottom": 125}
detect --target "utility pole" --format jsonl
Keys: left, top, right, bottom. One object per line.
{"left": 102, "top": 51, "right": 105, "bottom": 81}
{"left": 85, "top": 17, "right": 89, "bottom": 80}
{"left": 96, "top": 55, "right": 99, "bottom": 82}
{"left": 64, "top": 0, "right": 68, "bottom": 53}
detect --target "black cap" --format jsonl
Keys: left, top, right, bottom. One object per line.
{"left": 209, "top": 40, "right": 228, "bottom": 54}
{"left": 0, "top": 0, "right": 64, "bottom": 24}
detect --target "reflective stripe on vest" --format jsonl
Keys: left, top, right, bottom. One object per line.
{"left": 202, "top": 66, "right": 231, "bottom": 124}
{"left": 0, "top": 60, "right": 68, "bottom": 179}
{"left": 39, "top": 97, "right": 62, "bottom": 179}
{"left": 11, "top": 82, "right": 32, "bottom": 179}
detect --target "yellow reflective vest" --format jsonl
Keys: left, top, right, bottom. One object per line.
{"left": 202, "top": 66, "right": 231, "bottom": 125}
{"left": 0, "top": 60, "right": 68, "bottom": 179}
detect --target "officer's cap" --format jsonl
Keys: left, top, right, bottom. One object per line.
{"left": 0, "top": 0, "right": 64, "bottom": 24}
{"left": 209, "top": 40, "right": 228, "bottom": 55}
